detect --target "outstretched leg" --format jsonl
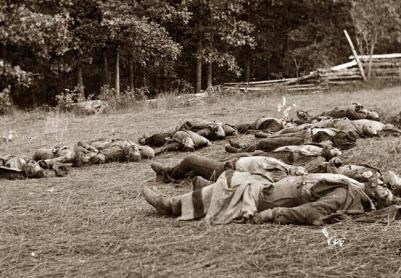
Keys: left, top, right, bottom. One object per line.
{"left": 155, "top": 142, "right": 182, "bottom": 155}
{"left": 142, "top": 186, "right": 181, "bottom": 215}
{"left": 225, "top": 139, "right": 256, "bottom": 153}
{"left": 142, "top": 183, "right": 216, "bottom": 220}
{"left": 151, "top": 154, "right": 225, "bottom": 182}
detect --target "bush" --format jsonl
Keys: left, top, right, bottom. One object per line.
{"left": 97, "top": 85, "right": 151, "bottom": 110}
{"left": 0, "top": 86, "right": 13, "bottom": 115}
{"left": 55, "top": 87, "right": 85, "bottom": 111}
{"left": 170, "top": 79, "right": 194, "bottom": 95}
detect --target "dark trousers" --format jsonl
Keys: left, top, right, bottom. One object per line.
{"left": 168, "top": 155, "right": 226, "bottom": 181}
{"left": 155, "top": 142, "right": 182, "bottom": 155}
{"left": 255, "top": 136, "right": 305, "bottom": 152}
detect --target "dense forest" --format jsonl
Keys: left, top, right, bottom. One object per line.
{"left": 0, "top": 0, "right": 400, "bottom": 107}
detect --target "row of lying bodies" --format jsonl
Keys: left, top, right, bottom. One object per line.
{"left": 140, "top": 103, "right": 401, "bottom": 224}
{"left": 0, "top": 103, "right": 398, "bottom": 181}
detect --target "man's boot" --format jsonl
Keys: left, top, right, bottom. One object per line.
{"left": 254, "top": 131, "right": 269, "bottom": 138}
{"left": 142, "top": 186, "right": 173, "bottom": 215}
{"left": 150, "top": 162, "right": 174, "bottom": 183}
{"left": 52, "top": 163, "right": 71, "bottom": 177}
{"left": 228, "top": 139, "right": 243, "bottom": 148}
{"left": 225, "top": 145, "right": 239, "bottom": 153}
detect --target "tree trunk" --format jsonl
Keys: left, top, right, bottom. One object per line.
{"left": 163, "top": 67, "right": 167, "bottom": 92}
{"left": 1, "top": 45, "right": 5, "bottom": 60}
{"left": 196, "top": 23, "right": 203, "bottom": 94}
{"left": 207, "top": 62, "right": 212, "bottom": 89}
{"left": 115, "top": 48, "right": 120, "bottom": 97}
{"left": 129, "top": 59, "right": 134, "bottom": 89}
{"left": 77, "top": 62, "right": 84, "bottom": 97}
{"left": 367, "top": 33, "right": 377, "bottom": 80}
{"left": 104, "top": 53, "right": 110, "bottom": 85}
{"left": 245, "top": 59, "right": 251, "bottom": 84}
{"left": 143, "top": 69, "right": 147, "bottom": 88}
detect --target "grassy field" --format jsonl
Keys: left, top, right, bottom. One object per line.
{"left": 1, "top": 85, "right": 401, "bottom": 277}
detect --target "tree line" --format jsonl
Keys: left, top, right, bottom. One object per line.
{"left": 0, "top": 0, "right": 400, "bottom": 107}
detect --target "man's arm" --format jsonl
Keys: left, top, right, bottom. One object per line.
{"left": 254, "top": 187, "right": 348, "bottom": 225}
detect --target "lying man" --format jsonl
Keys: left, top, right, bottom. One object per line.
{"left": 33, "top": 144, "right": 86, "bottom": 167}
{"left": 142, "top": 172, "right": 401, "bottom": 225}
{"left": 254, "top": 117, "right": 362, "bottom": 140}
{"left": 236, "top": 117, "right": 290, "bottom": 134}
{"left": 178, "top": 120, "right": 237, "bottom": 140}
{"left": 151, "top": 143, "right": 340, "bottom": 184}
{"left": 351, "top": 119, "right": 401, "bottom": 137}
{"left": 81, "top": 138, "right": 154, "bottom": 164}
{"left": 139, "top": 132, "right": 174, "bottom": 147}
{"left": 154, "top": 130, "right": 211, "bottom": 155}
{"left": 150, "top": 154, "right": 307, "bottom": 184}
{"left": 224, "top": 143, "right": 342, "bottom": 173}
{"left": 321, "top": 102, "right": 380, "bottom": 121}
{"left": 226, "top": 126, "right": 356, "bottom": 153}
{"left": 0, "top": 154, "right": 69, "bottom": 179}
{"left": 324, "top": 157, "right": 401, "bottom": 198}
{"left": 294, "top": 110, "right": 331, "bottom": 125}
{"left": 309, "top": 117, "right": 401, "bottom": 138}
{"left": 34, "top": 138, "right": 154, "bottom": 168}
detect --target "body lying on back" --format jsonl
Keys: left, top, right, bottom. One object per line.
{"left": 179, "top": 120, "right": 237, "bottom": 140}
{"left": 143, "top": 171, "right": 400, "bottom": 225}
{"left": 0, "top": 154, "right": 69, "bottom": 179}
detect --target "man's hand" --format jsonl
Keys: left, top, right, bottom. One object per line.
{"left": 253, "top": 209, "right": 274, "bottom": 224}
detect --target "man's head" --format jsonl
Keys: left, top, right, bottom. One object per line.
{"left": 210, "top": 122, "right": 226, "bottom": 139}
{"left": 139, "top": 145, "right": 155, "bottom": 159}
{"left": 23, "top": 161, "right": 44, "bottom": 178}
{"left": 182, "top": 137, "right": 195, "bottom": 152}
{"left": 367, "top": 111, "right": 379, "bottom": 120}
{"left": 51, "top": 146, "right": 60, "bottom": 154}
{"left": 89, "top": 153, "right": 107, "bottom": 164}
{"left": 328, "top": 157, "right": 343, "bottom": 168}
{"left": 362, "top": 125, "right": 378, "bottom": 136}
{"left": 364, "top": 171, "right": 401, "bottom": 208}
{"left": 383, "top": 171, "right": 401, "bottom": 196}
{"left": 369, "top": 184, "right": 401, "bottom": 208}
{"left": 289, "top": 166, "right": 307, "bottom": 176}
{"left": 383, "top": 123, "right": 396, "bottom": 131}
{"left": 351, "top": 102, "right": 364, "bottom": 112}
{"left": 283, "top": 121, "right": 294, "bottom": 128}
{"left": 322, "top": 142, "right": 342, "bottom": 159}
{"left": 297, "top": 110, "right": 309, "bottom": 121}
{"left": 126, "top": 145, "right": 141, "bottom": 162}
{"left": 311, "top": 116, "right": 333, "bottom": 123}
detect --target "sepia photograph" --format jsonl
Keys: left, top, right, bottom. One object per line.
{"left": 1, "top": 0, "right": 401, "bottom": 277}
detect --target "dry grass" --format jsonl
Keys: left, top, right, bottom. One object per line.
{"left": 1, "top": 85, "right": 401, "bottom": 277}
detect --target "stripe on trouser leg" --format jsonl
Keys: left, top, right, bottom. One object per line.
{"left": 192, "top": 189, "right": 204, "bottom": 219}
{"left": 225, "top": 169, "right": 235, "bottom": 188}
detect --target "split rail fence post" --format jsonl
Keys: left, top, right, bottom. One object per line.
{"left": 344, "top": 30, "right": 367, "bottom": 82}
